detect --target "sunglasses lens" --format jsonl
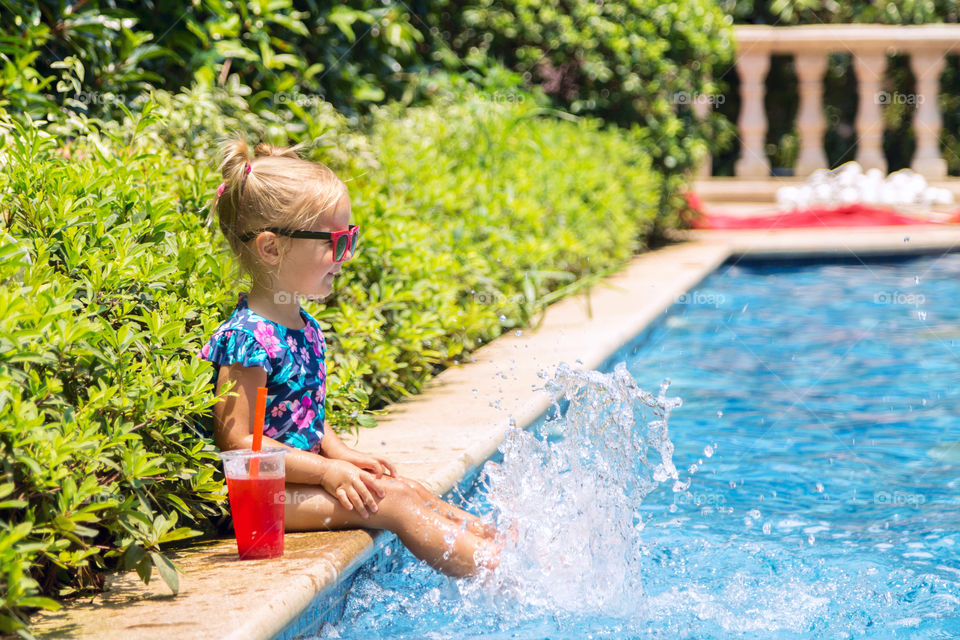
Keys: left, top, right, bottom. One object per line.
{"left": 351, "top": 228, "right": 360, "bottom": 253}
{"left": 335, "top": 234, "right": 348, "bottom": 261}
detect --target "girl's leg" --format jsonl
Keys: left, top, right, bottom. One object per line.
{"left": 396, "top": 476, "right": 498, "bottom": 539}
{"left": 284, "top": 477, "right": 500, "bottom": 578}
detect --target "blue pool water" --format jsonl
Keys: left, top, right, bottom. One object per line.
{"left": 320, "top": 253, "right": 960, "bottom": 639}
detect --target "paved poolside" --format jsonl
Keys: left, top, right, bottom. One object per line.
{"left": 30, "top": 221, "right": 960, "bottom": 640}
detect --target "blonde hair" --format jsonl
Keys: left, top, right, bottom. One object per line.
{"left": 211, "top": 137, "right": 347, "bottom": 288}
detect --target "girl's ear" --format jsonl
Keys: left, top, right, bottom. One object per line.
{"left": 255, "top": 232, "right": 282, "bottom": 266}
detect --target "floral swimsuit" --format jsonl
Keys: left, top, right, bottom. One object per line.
{"left": 199, "top": 292, "right": 327, "bottom": 451}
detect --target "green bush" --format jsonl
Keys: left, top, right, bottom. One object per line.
{"left": 0, "top": 0, "right": 433, "bottom": 121}
{"left": 0, "top": 110, "right": 228, "bottom": 636}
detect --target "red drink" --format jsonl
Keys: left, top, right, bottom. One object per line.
{"left": 226, "top": 474, "right": 285, "bottom": 559}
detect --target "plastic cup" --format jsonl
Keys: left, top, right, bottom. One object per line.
{"left": 218, "top": 448, "right": 286, "bottom": 560}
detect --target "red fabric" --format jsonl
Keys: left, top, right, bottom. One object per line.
{"left": 690, "top": 201, "right": 953, "bottom": 230}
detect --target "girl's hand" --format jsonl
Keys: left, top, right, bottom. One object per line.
{"left": 342, "top": 451, "right": 398, "bottom": 479}
{"left": 318, "top": 458, "right": 385, "bottom": 518}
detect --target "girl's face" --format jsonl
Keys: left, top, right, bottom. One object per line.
{"left": 275, "top": 190, "right": 353, "bottom": 302}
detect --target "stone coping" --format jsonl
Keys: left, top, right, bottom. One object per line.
{"left": 30, "top": 222, "right": 960, "bottom": 640}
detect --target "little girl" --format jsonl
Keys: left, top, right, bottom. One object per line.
{"left": 199, "top": 138, "right": 499, "bottom": 577}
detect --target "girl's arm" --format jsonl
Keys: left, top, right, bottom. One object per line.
{"left": 213, "top": 363, "right": 383, "bottom": 517}
{"left": 319, "top": 424, "right": 398, "bottom": 478}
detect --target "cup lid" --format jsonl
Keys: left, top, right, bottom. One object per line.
{"left": 217, "top": 446, "right": 287, "bottom": 461}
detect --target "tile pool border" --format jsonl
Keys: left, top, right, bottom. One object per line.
{"left": 29, "top": 225, "right": 960, "bottom": 640}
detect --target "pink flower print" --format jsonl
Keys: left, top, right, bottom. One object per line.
{"left": 315, "top": 382, "right": 325, "bottom": 405}
{"left": 286, "top": 336, "right": 297, "bottom": 351}
{"left": 270, "top": 402, "right": 285, "bottom": 418}
{"left": 304, "top": 324, "right": 324, "bottom": 357}
{"left": 200, "top": 343, "right": 210, "bottom": 359}
{"left": 300, "top": 346, "right": 310, "bottom": 362}
{"left": 253, "top": 322, "right": 282, "bottom": 357}
{"left": 290, "top": 395, "right": 316, "bottom": 431}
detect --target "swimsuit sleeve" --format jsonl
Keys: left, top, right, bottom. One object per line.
{"left": 199, "top": 328, "right": 275, "bottom": 375}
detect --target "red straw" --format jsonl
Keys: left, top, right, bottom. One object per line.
{"left": 250, "top": 386, "right": 267, "bottom": 476}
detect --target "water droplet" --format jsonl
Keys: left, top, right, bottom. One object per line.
{"left": 515, "top": 330, "right": 523, "bottom": 337}
{"left": 704, "top": 444, "right": 715, "bottom": 457}
{"left": 384, "top": 546, "right": 392, "bottom": 556}
{"left": 918, "top": 311, "right": 927, "bottom": 321}
{"left": 904, "top": 236, "right": 910, "bottom": 243}
{"left": 472, "top": 388, "right": 478, "bottom": 393}
{"left": 716, "top": 411, "right": 723, "bottom": 418}
{"left": 688, "top": 463, "right": 699, "bottom": 474}
{"left": 668, "top": 503, "right": 678, "bottom": 513}
{"left": 763, "top": 522, "right": 772, "bottom": 534}
{"left": 808, "top": 534, "right": 815, "bottom": 545}
{"left": 499, "top": 314, "right": 507, "bottom": 322}
{"left": 815, "top": 482, "right": 824, "bottom": 493}
{"left": 915, "top": 275, "right": 920, "bottom": 285}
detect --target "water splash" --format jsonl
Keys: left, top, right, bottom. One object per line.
{"left": 463, "top": 361, "right": 684, "bottom": 614}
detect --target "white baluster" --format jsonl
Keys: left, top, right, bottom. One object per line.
{"left": 735, "top": 52, "right": 771, "bottom": 178}
{"left": 794, "top": 54, "right": 828, "bottom": 176}
{"left": 910, "top": 51, "right": 947, "bottom": 178}
{"left": 853, "top": 52, "right": 888, "bottom": 172}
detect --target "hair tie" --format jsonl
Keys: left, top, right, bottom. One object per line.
{"left": 217, "top": 164, "right": 251, "bottom": 198}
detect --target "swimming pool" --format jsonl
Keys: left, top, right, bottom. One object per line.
{"left": 316, "top": 252, "right": 960, "bottom": 639}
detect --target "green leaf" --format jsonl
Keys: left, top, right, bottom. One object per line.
{"left": 149, "top": 551, "right": 180, "bottom": 595}
{"left": 16, "top": 596, "right": 62, "bottom": 611}
{"left": 135, "top": 555, "right": 152, "bottom": 584}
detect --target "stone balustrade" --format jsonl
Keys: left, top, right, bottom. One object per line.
{"left": 714, "top": 24, "right": 960, "bottom": 179}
